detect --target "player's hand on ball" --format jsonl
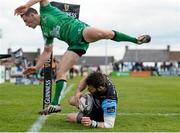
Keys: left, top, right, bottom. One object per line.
{"left": 81, "top": 117, "right": 92, "bottom": 127}
{"left": 23, "top": 66, "right": 37, "bottom": 75}
{"left": 14, "top": 5, "right": 28, "bottom": 16}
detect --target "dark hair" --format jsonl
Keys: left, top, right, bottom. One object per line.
{"left": 85, "top": 72, "right": 106, "bottom": 89}
{"left": 21, "top": 8, "right": 38, "bottom": 17}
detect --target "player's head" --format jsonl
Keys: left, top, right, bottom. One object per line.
{"left": 21, "top": 8, "right": 39, "bottom": 29}
{"left": 86, "top": 72, "right": 107, "bottom": 94}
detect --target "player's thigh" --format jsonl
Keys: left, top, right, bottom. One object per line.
{"left": 57, "top": 51, "right": 80, "bottom": 78}
{"left": 83, "top": 27, "right": 114, "bottom": 42}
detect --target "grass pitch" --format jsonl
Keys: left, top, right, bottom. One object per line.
{"left": 0, "top": 76, "right": 180, "bottom": 132}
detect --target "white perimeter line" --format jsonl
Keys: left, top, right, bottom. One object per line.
{"left": 27, "top": 84, "right": 74, "bottom": 132}
{"left": 117, "top": 113, "right": 180, "bottom": 116}
{"left": 55, "top": 112, "right": 180, "bottom": 116}
{"left": 119, "top": 112, "right": 180, "bottom": 116}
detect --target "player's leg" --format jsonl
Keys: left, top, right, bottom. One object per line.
{"left": 52, "top": 50, "right": 80, "bottom": 104}
{"left": 42, "top": 51, "right": 80, "bottom": 114}
{"left": 82, "top": 27, "right": 151, "bottom": 44}
{"left": 82, "top": 27, "right": 114, "bottom": 43}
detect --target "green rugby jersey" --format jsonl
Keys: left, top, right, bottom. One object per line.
{"left": 40, "top": 3, "right": 87, "bottom": 46}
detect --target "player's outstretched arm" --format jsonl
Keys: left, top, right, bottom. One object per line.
{"left": 74, "top": 77, "right": 88, "bottom": 96}
{"left": 23, "top": 45, "right": 52, "bottom": 75}
{"left": 81, "top": 116, "right": 115, "bottom": 128}
{"left": 81, "top": 117, "right": 106, "bottom": 128}
{"left": 34, "top": 45, "right": 53, "bottom": 70}
{"left": 73, "top": 77, "right": 88, "bottom": 106}
{"left": 14, "top": 0, "right": 49, "bottom": 15}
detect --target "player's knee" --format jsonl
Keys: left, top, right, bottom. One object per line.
{"left": 96, "top": 31, "right": 107, "bottom": 39}
{"left": 69, "top": 96, "right": 76, "bottom": 106}
{"left": 105, "top": 31, "right": 114, "bottom": 39}
{"left": 97, "top": 31, "right": 113, "bottom": 39}
{"left": 56, "top": 71, "right": 67, "bottom": 80}
{"left": 67, "top": 113, "right": 77, "bottom": 122}
{"left": 67, "top": 114, "right": 73, "bottom": 122}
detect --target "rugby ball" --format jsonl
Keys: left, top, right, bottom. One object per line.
{"left": 79, "top": 93, "right": 93, "bottom": 114}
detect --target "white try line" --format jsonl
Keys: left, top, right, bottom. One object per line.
{"left": 55, "top": 112, "right": 180, "bottom": 117}
{"left": 118, "top": 112, "right": 180, "bottom": 116}
{"left": 27, "top": 84, "right": 74, "bottom": 132}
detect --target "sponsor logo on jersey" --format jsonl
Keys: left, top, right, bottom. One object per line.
{"left": 50, "top": 26, "right": 61, "bottom": 38}
{"left": 107, "top": 106, "right": 116, "bottom": 113}
{"left": 42, "top": 16, "right": 47, "bottom": 24}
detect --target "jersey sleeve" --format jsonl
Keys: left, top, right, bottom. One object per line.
{"left": 43, "top": 35, "right": 54, "bottom": 46}
{"left": 102, "top": 99, "right": 117, "bottom": 128}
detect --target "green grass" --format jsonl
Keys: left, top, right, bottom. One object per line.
{"left": 0, "top": 76, "right": 180, "bottom": 132}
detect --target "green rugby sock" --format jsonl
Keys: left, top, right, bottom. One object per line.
{"left": 51, "top": 80, "right": 67, "bottom": 105}
{"left": 111, "top": 30, "right": 137, "bottom": 43}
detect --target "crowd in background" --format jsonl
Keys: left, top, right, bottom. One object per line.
{"left": 1, "top": 56, "right": 180, "bottom": 85}
{"left": 113, "top": 61, "right": 180, "bottom": 76}
{"left": 0, "top": 57, "right": 103, "bottom": 85}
